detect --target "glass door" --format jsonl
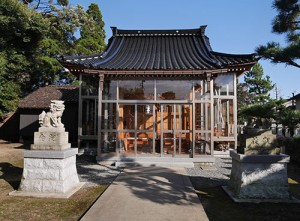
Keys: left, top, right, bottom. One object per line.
{"left": 175, "top": 104, "right": 192, "bottom": 156}
{"left": 157, "top": 104, "right": 192, "bottom": 157}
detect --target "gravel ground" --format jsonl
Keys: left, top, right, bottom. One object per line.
{"left": 76, "top": 154, "right": 232, "bottom": 189}
{"left": 76, "top": 155, "right": 121, "bottom": 188}
{"left": 186, "top": 156, "right": 232, "bottom": 189}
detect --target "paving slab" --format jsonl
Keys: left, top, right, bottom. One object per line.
{"left": 81, "top": 166, "right": 208, "bottom": 221}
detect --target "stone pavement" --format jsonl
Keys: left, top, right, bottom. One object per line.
{"left": 80, "top": 166, "right": 209, "bottom": 221}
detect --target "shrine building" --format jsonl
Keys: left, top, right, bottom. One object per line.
{"left": 61, "top": 26, "right": 257, "bottom": 166}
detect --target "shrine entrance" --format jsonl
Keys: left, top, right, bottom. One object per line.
{"left": 158, "top": 104, "right": 192, "bottom": 157}
{"left": 118, "top": 103, "right": 192, "bottom": 157}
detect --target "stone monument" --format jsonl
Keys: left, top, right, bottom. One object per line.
{"left": 222, "top": 150, "right": 298, "bottom": 203}
{"left": 10, "top": 100, "right": 84, "bottom": 198}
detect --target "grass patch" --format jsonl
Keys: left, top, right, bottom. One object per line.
{"left": 0, "top": 141, "right": 108, "bottom": 220}
{"left": 0, "top": 185, "right": 107, "bottom": 221}
{"left": 196, "top": 186, "right": 300, "bottom": 221}
{"left": 192, "top": 162, "right": 300, "bottom": 221}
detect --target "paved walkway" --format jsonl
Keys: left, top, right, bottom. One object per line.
{"left": 81, "top": 166, "right": 209, "bottom": 221}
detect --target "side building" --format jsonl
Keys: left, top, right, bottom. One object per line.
{"left": 61, "top": 26, "right": 257, "bottom": 165}
{"left": 0, "top": 85, "right": 79, "bottom": 146}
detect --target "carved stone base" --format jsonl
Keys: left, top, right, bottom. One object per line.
{"left": 31, "top": 127, "right": 70, "bottom": 151}
{"left": 228, "top": 150, "right": 291, "bottom": 200}
{"left": 13, "top": 149, "right": 82, "bottom": 198}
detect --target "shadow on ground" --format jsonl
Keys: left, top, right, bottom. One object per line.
{"left": 0, "top": 162, "right": 23, "bottom": 189}
{"left": 76, "top": 154, "right": 121, "bottom": 187}
{"left": 117, "top": 166, "right": 197, "bottom": 206}
{"left": 189, "top": 157, "right": 300, "bottom": 221}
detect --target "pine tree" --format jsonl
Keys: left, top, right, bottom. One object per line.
{"left": 243, "top": 63, "right": 275, "bottom": 104}
{"left": 256, "top": 0, "right": 300, "bottom": 68}
{"left": 238, "top": 63, "right": 277, "bottom": 127}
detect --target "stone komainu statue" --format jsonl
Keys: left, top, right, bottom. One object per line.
{"left": 39, "top": 100, "right": 65, "bottom": 128}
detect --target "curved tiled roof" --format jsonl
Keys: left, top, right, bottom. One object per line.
{"left": 19, "top": 85, "right": 79, "bottom": 109}
{"left": 61, "top": 26, "right": 256, "bottom": 71}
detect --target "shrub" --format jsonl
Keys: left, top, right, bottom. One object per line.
{"left": 285, "top": 136, "right": 300, "bottom": 165}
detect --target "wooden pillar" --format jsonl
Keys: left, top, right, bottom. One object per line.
{"left": 191, "top": 81, "right": 195, "bottom": 158}
{"left": 97, "top": 73, "right": 104, "bottom": 157}
{"left": 233, "top": 73, "right": 238, "bottom": 149}
{"left": 208, "top": 73, "right": 214, "bottom": 155}
{"left": 78, "top": 73, "right": 82, "bottom": 149}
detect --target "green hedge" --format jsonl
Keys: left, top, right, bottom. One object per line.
{"left": 284, "top": 137, "right": 300, "bottom": 165}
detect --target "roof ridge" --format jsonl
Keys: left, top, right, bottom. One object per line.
{"left": 111, "top": 26, "right": 207, "bottom": 36}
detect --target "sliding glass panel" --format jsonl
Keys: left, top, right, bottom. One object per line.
{"left": 175, "top": 104, "right": 191, "bottom": 130}
{"left": 162, "top": 132, "right": 174, "bottom": 155}
{"left": 101, "top": 132, "right": 117, "bottom": 153}
{"left": 214, "top": 98, "right": 234, "bottom": 137}
{"left": 161, "top": 104, "right": 174, "bottom": 130}
{"left": 214, "top": 73, "right": 234, "bottom": 96}
{"left": 119, "top": 105, "right": 135, "bottom": 130}
{"left": 101, "top": 103, "right": 117, "bottom": 129}
{"left": 156, "top": 80, "right": 193, "bottom": 100}
{"left": 103, "top": 80, "right": 117, "bottom": 100}
{"left": 137, "top": 105, "right": 154, "bottom": 130}
{"left": 82, "top": 99, "right": 97, "bottom": 135}
{"left": 81, "top": 75, "right": 98, "bottom": 96}
{"left": 194, "top": 132, "right": 211, "bottom": 155}
{"left": 137, "top": 132, "right": 154, "bottom": 154}
{"left": 119, "top": 80, "right": 154, "bottom": 100}
{"left": 119, "top": 131, "right": 135, "bottom": 154}
{"left": 175, "top": 132, "right": 191, "bottom": 155}
{"left": 195, "top": 103, "right": 211, "bottom": 131}
{"left": 194, "top": 80, "right": 210, "bottom": 100}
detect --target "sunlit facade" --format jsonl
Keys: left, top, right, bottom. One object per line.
{"left": 61, "top": 26, "right": 256, "bottom": 163}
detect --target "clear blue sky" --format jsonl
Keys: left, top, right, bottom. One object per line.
{"left": 70, "top": 0, "right": 299, "bottom": 99}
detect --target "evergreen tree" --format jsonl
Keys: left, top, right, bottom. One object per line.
{"left": 238, "top": 63, "right": 277, "bottom": 127}
{"left": 237, "top": 82, "right": 250, "bottom": 124}
{"left": 256, "top": 0, "right": 300, "bottom": 68}
{"left": 0, "top": 0, "right": 48, "bottom": 118}
{"left": 75, "top": 3, "right": 106, "bottom": 54}
{"left": 278, "top": 108, "right": 300, "bottom": 137}
{"left": 0, "top": 0, "right": 105, "bottom": 118}
{"left": 243, "top": 63, "right": 275, "bottom": 104}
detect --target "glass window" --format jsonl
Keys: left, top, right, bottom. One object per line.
{"left": 195, "top": 103, "right": 211, "bottom": 130}
{"left": 214, "top": 98, "right": 234, "bottom": 137}
{"left": 137, "top": 132, "right": 153, "bottom": 154}
{"left": 101, "top": 132, "right": 117, "bottom": 153}
{"left": 156, "top": 80, "right": 193, "bottom": 100}
{"left": 119, "top": 80, "right": 154, "bottom": 100}
{"left": 175, "top": 132, "right": 191, "bottom": 154}
{"left": 101, "top": 103, "right": 117, "bottom": 129}
{"left": 194, "top": 80, "right": 210, "bottom": 100}
{"left": 81, "top": 75, "right": 98, "bottom": 96}
{"left": 161, "top": 105, "right": 174, "bottom": 130}
{"left": 103, "top": 80, "right": 117, "bottom": 100}
{"left": 214, "top": 74, "right": 234, "bottom": 96}
{"left": 137, "top": 105, "right": 154, "bottom": 130}
{"left": 194, "top": 132, "right": 211, "bottom": 155}
{"left": 82, "top": 99, "right": 97, "bottom": 135}
{"left": 175, "top": 104, "right": 191, "bottom": 130}
{"left": 118, "top": 105, "right": 135, "bottom": 130}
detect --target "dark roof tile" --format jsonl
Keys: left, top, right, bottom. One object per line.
{"left": 61, "top": 26, "right": 257, "bottom": 71}
{"left": 19, "top": 85, "right": 79, "bottom": 109}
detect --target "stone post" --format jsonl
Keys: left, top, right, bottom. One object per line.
{"left": 222, "top": 150, "right": 295, "bottom": 203}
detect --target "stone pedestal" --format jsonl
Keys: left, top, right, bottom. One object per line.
{"left": 31, "top": 127, "right": 70, "bottom": 151}
{"left": 11, "top": 127, "right": 84, "bottom": 198}
{"left": 223, "top": 150, "right": 295, "bottom": 203}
